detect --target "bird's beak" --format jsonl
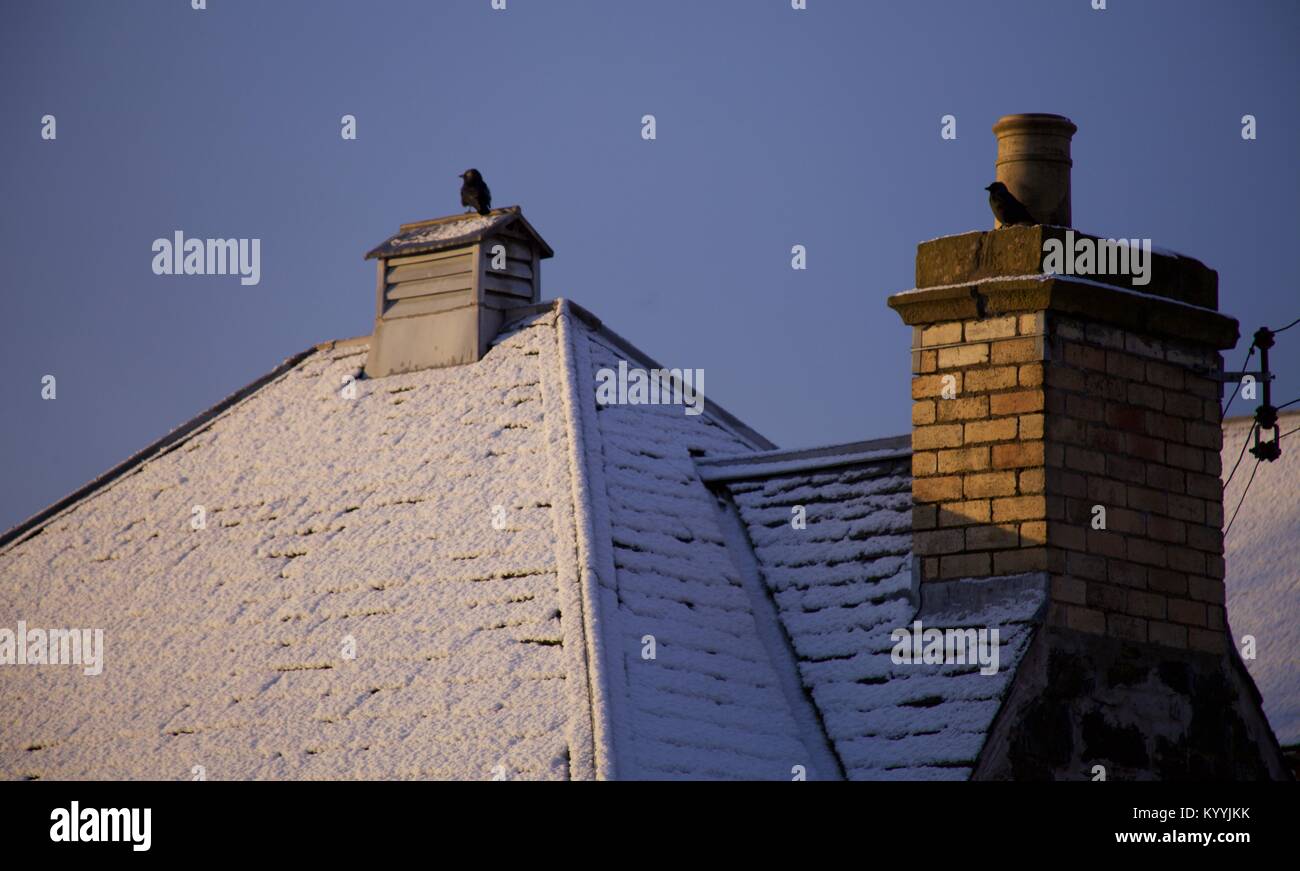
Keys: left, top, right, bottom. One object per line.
{"left": 984, "top": 184, "right": 993, "bottom": 191}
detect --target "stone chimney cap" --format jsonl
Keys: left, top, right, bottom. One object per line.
{"left": 365, "top": 205, "right": 554, "bottom": 261}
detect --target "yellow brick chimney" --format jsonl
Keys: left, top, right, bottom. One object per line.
{"left": 888, "top": 115, "right": 1239, "bottom": 654}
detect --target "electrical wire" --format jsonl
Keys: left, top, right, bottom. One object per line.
{"left": 1224, "top": 459, "right": 1261, "bottom": 536}
{"left": 1220, "top": 344, "right": 1256, "bottom": 421}
{"left": 1222, "top": 422, "right": 1256, "bottom": 491}
{"left": 1271, "top": 316, "right": 1300, "bottom": 333}
{"left": 1224, "top": 419, "right": 1296, "bottom": 538}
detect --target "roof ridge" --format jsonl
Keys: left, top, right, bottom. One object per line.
{"left": 548, "top": 300, "right": 625, "bottom": 778}
{"left": 698, "top": 435, "right": 911, "bottom": 482}
{"left": 535, "top": 298, "right": 777, "bottom": 452}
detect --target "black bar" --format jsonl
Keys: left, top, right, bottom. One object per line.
{"left": 3, "top": 782, "right": 1290, "bottom": 859}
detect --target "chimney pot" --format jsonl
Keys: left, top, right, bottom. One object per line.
{"left": 992, "top": 113, "right": 1077, "bottom": 227}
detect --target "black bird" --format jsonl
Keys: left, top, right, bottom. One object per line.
{"left": 459, "top": 168, "right": 492, "bottom": 216}
{"left": 985, "top": 181, "right": 1036, "bottom": 227}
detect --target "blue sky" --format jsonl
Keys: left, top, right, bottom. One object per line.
{"left": 1, "top": 0, "right": 1297, "bottom": 531}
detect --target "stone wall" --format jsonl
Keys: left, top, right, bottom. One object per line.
{"left": 975, "top": 626, "right": 1289, "bottom": 780}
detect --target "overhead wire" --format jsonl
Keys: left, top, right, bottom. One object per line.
{"left": 1224, "top": 460, "right": 1260, "bottom": 536}
{"left": 1222, "top": 421, "right": 1256, "bottom": 491}
{"left": 1219, "top": 344, "right": 1255, "bottom": 421}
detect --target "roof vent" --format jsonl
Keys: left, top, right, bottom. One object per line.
{"left": 362, "top": 206, "right": 554, "bottom": 376}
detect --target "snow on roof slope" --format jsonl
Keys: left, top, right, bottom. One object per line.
{"left": 703, "top": 447, "right": 1046, "bottom": 779}
{"left": 1, "top": 312, "right": 603, "bottom": 780}
{"left": 0, "top": 300, "right": 837, "bottom": 780}
{"left": 1222, "top": 411, "right": 1300, "bottom": 747}
{"left": 566, "top": 323, "right": 833, "bottom": 779}
{"left": 15, "top": 291, "right": 1283, "bottom": 779}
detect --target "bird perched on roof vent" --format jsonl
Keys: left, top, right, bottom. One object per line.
{"left": 985, "top": 181, "right": 1036, "bottom": 227}
{"left": 459, "top": 169, "right": 492, "bottom": 216}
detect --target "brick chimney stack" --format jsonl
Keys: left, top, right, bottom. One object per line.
{"left": 888, "top": 115, "right": 1240, "bottom": 656}
{"left": 885, "top": 115, "right": 1293, "bottom": 779}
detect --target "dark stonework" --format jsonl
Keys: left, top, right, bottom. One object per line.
{"left": 913, "top": 227, "right": 1219, "bottom": 309}
{"left": 974, "top": 625, "right": 1291, "bottom": 780}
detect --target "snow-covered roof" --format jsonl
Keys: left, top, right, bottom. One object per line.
{"left": 1222, "top": 410, "right": 1300, "bottom": 747}
{"left": 0, "top": 300, "right": 819, "bottom": 780}
{"left": 3, "top": 310, "right": 602, "bottom": 779}
{"left": 8, "top": 296, "right": 1291, "bottom": 778}
{"left": 699, "top": 444, "right": 1046, "bottom": 779}
{"left": 0, "top": 300, "right": 1047, "bottom": 780}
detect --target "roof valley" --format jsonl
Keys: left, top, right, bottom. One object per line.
{"left": 708, "top": 488, "right": 847, "bottom": 778}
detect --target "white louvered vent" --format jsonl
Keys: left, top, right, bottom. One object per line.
{"left": 363, "top": 206, "right": 553, "bottom": 376}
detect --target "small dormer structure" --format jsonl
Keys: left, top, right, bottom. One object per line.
{"left": 363, "top": 206, "right": 554, "bottom": 377}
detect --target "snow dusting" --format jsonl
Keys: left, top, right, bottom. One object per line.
{"left": 716, "top": 456, "right": 1044, "bottom": 779}
{"left": 1222, "top": 411, "right": 1300, "bottom": 746}
{"left": 2, "top": 298, "right": 1063, "bottom": 780}
{"left": 1, "top": 312, "right": 590, "bottom": 780}
{"left": 365, "top": 210, "right": 515, "bottom": 260}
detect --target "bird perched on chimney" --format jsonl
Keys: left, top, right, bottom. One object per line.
{"left": 985, "top": 181, "right": 1036, "bottom": 227}
{"left": 459, "top": 169, "right": 492, "bottom": 216}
